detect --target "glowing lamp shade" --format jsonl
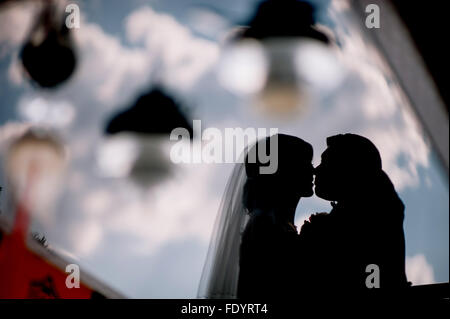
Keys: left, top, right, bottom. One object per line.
{"left": 217, "top": 40, "right": 268, "bottom": 95}
{"left": 97, "top": 134, "right": 174, "bottom": 187}
{"left": 294, "top": 39, "right": 344, "bottom": 91}
{"left": 217, "top": 0, "right": 343, "bottom": 116}
{"left": 102, "top": 88, "right": 192, "bottom": 187}
{"left": 5, "top": 130, "right": 66, "bottom": 222}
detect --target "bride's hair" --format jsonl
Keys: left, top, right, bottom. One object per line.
{"left": 198, "top": 133, "right": 312, "bottom": 298}
{"left": 243, "top": 133, "right": 312, "bottom": 211}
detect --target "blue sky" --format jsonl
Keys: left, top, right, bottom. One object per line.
{"left": 0, "top": 0, "right": 448, "bottom": 297}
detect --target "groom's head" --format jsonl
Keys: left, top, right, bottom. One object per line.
{"left": 314, "top": 133, "right": 382, "bottom": 201}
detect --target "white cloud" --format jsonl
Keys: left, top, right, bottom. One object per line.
{"left": 67, "top": 217, "right": 103, "bottom": 256}
{"left": 45, "top": 160, "right": 222, "bottom": 262}
{"left": 0, "top": 2, "right": 36, "bottom": 58}
{"left": 82, "top": 189, "right": 111, "bottom": 217}
{"left": 72, "top": 22, "right": 152, "bottom": 105}
{"left": 97, "top": 163, "right": 219, "bottom": 255}
{"left": 364, "top": 123, "right": 429, "bottom": 190}
{"left": 125, "top": 6, "right": 220, "bottom": 91}
{"left": 406, "top": 254, "right": 435, "bottom": 285}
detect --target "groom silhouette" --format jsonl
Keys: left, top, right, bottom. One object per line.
{"left": 298, "top": 134, "right": 408, "bottom": 293}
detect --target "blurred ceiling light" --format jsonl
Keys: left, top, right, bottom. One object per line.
{"left": 294, "top": 39, "right": 344, "bottom": 91}
{"left": 5, "top": 129, "right": 66, "bottom": 228}
{"left": 217, "top": 0, "right": 343, "bottom": 115}
{"left": 105, "top": 88, "right": 193, "bottom": 136}
{"left": 19, "top": 96, "right": 76, "bottom": 128}
{"left": 97, "top": 135, "right": 139, "bottom": 178}
{"left": 217, "top": 39, "right": 268, "bottom": 95}
{"left": 20, "top": 0, "right": 76, "bottom": 88}
{"left": 102, "top": 88, "right": 193, "bottom": 187}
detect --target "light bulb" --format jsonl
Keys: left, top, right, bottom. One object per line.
{"left": 217, "top": 39, "right": 268, "bottom": 95}
{"left": 5, "top": 129, "right": 66, "bottom": 225}
{"left": 294, "top": 39, "right": 344, "bottom": 92}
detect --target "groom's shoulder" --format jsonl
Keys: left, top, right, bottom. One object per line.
{"left": 299, "top": 212, "right": 331, "bottom": 236}
{"left": 308, "top": 212, "right": 333, "bottom": 227}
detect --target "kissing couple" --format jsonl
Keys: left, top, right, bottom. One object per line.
{"left": 198, "top": 133, "right": 409, "bottom": 299}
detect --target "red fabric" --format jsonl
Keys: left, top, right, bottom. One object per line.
{"left": 0, "top": 205, "right": 95, "bottom": 299}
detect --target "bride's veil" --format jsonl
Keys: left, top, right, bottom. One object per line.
{"left": 197, "top": 161, "right": 249, "bottom": 298}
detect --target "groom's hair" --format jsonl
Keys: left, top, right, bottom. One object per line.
{"left": 326, "top": 133, "right": 382, "bottom": 174}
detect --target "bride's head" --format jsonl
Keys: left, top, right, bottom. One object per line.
{"left": 243, "top": 134, "right": 314, "bottom": 213}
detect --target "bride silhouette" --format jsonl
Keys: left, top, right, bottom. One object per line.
{"left": 198, "top": 134, "right": 314, "bottom": 298}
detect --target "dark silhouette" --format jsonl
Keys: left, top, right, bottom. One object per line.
{"left": 238, "top": 0, "right": 329, "bottom": 44}
{"left": 237, "top": 134, "right": 314, "bottom": 298}
{"left": 105, "top": 88, "right": 193, "bottom": 137}
{"left": 298, "top": 133, "right": 408, "bottom": 294}
{"left": 21, "top": 3, "right": 76, "bottom": 88}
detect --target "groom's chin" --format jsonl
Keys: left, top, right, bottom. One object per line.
{"left": 303, "top": 189, "right": 314, "bottom": 197}
{"left": 314, "top": 187, "right": 333, "bottom": 201}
